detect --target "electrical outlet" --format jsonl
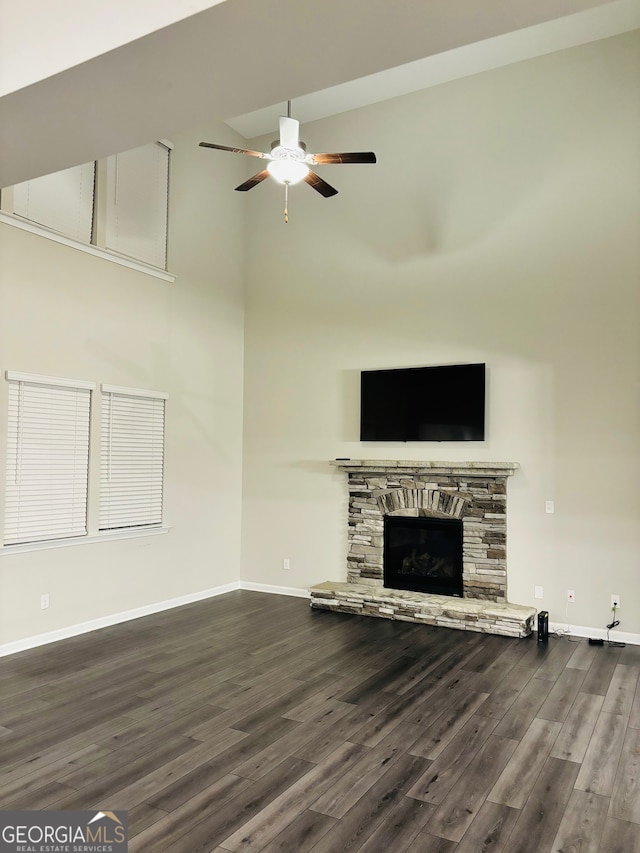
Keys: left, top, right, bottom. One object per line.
{"left": 282, "top": 558, "right": 290, "bottom": 571}
{"left": 40, "top": 593, "right": 49, "bottom": 610}
{"left": 534, "top": 586, "right": 544, "bottom": 600}
{"left": 611, "top": 594, "right": 620, "bottom": 609}
{"left": 567, "top": 589, "right": 576, "bottom": 603}
{"left": 545, "top": 500, "right": 555, "bottom": 514}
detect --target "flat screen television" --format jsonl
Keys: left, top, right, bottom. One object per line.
{"left": 360, "top": 363, "right": 485, "bottom": 442}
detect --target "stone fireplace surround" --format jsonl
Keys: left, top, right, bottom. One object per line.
{"left": 310, "top": 460, "right": 536, "bottom": 638}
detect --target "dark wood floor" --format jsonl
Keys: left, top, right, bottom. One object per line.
{"left": 2, "top": 591, "right": 640, "bottom": 852}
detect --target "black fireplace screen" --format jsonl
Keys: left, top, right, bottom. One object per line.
{"left": 384, "top": 515, "right": 463, "bottom": 597}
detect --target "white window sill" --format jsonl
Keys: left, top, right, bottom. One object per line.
{"left": 0, "top": 212, "right": 176, "bottom": 283}
{"left": 1, "top": 526, "right": 170, "bottom": 555}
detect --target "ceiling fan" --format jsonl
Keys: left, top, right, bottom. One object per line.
{"left": 199, "top": 101, "right": 376, "bottom": 222}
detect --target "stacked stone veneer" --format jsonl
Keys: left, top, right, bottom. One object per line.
{"left": 310, "top": 460, "right": 536, "bottom": 638}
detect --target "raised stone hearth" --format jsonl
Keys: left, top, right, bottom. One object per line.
{"left": 310, "top": 460, "right": 536, "bottom": 638}
{"left": 310, "top": 582, "right": 535, "bottom": 637}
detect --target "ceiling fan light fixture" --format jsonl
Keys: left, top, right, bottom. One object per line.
{"left": 199, "top": 100, "right": 375, "bottom": 206}
{"left": 267, "top": 158, "right": 310, "bottom": 185}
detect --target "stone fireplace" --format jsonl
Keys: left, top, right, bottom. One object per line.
{"left": 310, "top": 460, "right": 536, "bottom": 637}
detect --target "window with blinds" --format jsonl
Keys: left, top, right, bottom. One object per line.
{"left": 100, "top": 385, "right": 167, "bottom": 531}
{"left": 4, "top": 372, "right": 95, "bottom": 545}
{"left": 104, "top": 142, "right": 170, "bottom": 269}
{"left": 10, "top": 162, "right": 96, "bottom": 243}
{"left": 1, "top": 140, "right": 171, "bottom": 272}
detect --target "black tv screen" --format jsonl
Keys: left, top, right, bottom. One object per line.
{"left": 360, "top": 363, "right": 485, "bottom": 442}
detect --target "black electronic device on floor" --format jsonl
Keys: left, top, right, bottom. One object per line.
{"left": 537, "top": 610, "right": 549, "bottom": 643}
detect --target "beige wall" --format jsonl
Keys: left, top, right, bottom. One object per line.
{"left": 241, "top": 33, "right": 640, "bottom": 635}
{"left": 1, "top": 33, "right": 638, "bottom": 649}
{"left": 0, "top": 122, "right": 246, "bottom": 647}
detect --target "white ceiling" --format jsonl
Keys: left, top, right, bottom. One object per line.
{"left": 0, "top": 0, "right": 637, "bottom": 188}
{"left": 228, "top": 0, "right": 640, "bottom": 138}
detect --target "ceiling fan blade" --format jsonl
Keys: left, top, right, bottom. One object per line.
{"left": 304, "top": 171, "right": 338, "bottom": 198}
{"left": 310, "top": 152, "right": 377, "bottom": 165}
{"left": 235, "top": 169, "right": 271, "bottom": 192}
{"left": 199, "top": 142, "right": 268, "bottom": 159}
{"left": 279, "top": 115, "right": 300, "bottom": 149}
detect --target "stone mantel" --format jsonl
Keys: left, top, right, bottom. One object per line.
{"left": 331, "top": 459, "right": 519, "bottom": 477}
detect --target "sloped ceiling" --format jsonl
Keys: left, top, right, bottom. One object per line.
{"left": 0, "top": 0, "right": 635, "bottom": 187}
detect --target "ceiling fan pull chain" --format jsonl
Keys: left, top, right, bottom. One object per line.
{"left": 284, "top": 183, "right": 289, "bottom": 224}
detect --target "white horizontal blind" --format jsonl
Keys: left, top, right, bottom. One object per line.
{"left": 12, "top": 162, "right": 95, "bottom": 243}
{"left": 100, "top": 386, "right": 167, "bottom": 531}
{"left": 104, "top": 142, "right": 169, "bottom": 268}
{"left": 5, "top": 374, "right": 93, "bottom": 545}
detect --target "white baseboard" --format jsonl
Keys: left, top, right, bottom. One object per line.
{"left": 0, "top": 582, "right": 241, "bottom": 658}
{"left": 3, "top": 588, "right": 635, "bottom": 658}
{"left": 239, "top": 581, "right": 311, "bottom": 599}
{"left": 0, "top": 582, "right": 311, "bottom": 658}
{"left": 549, "top": 621, "right": 640, "bottom": 646}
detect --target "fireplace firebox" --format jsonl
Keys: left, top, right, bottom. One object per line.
{"left": 384, "top": 515, "right": 463, "bottom": 597}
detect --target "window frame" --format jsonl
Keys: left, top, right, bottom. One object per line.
{"left": 0, "top": 140, "right": 174, "bottom": 281}
{"left": 8, "top": 161, "right": 96, "bottom": 244}
{"left": 98, "top": 141, "right": 171, "bottom": 270}
{"left": 1, "top": 376, "right": 170, "bottom": 554}
{"left": 99, "top": 384, "right": 168, "bottom": 533}
{"left": 4, "top": 371, "right": 95, "bottom": 546}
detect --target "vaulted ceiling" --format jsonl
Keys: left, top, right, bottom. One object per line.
{"left": 1, "top": 0, "right": 636, "bottom": 188}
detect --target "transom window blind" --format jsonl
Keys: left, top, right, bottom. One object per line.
{"left": 100, "top": 385, "right": 167, "bottom": 531}
{"left": 11, "top": 162, "right": 95, "bottom": 243}
{"left": 5, "top": 372, "right": 94, "bottom": 545}
{"left": 104, "top": 142, "right": 170, "bottom": 269}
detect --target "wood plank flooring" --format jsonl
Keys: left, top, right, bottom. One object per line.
{"left": 1, "top": 590, "right": 639, "bottom": 852}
